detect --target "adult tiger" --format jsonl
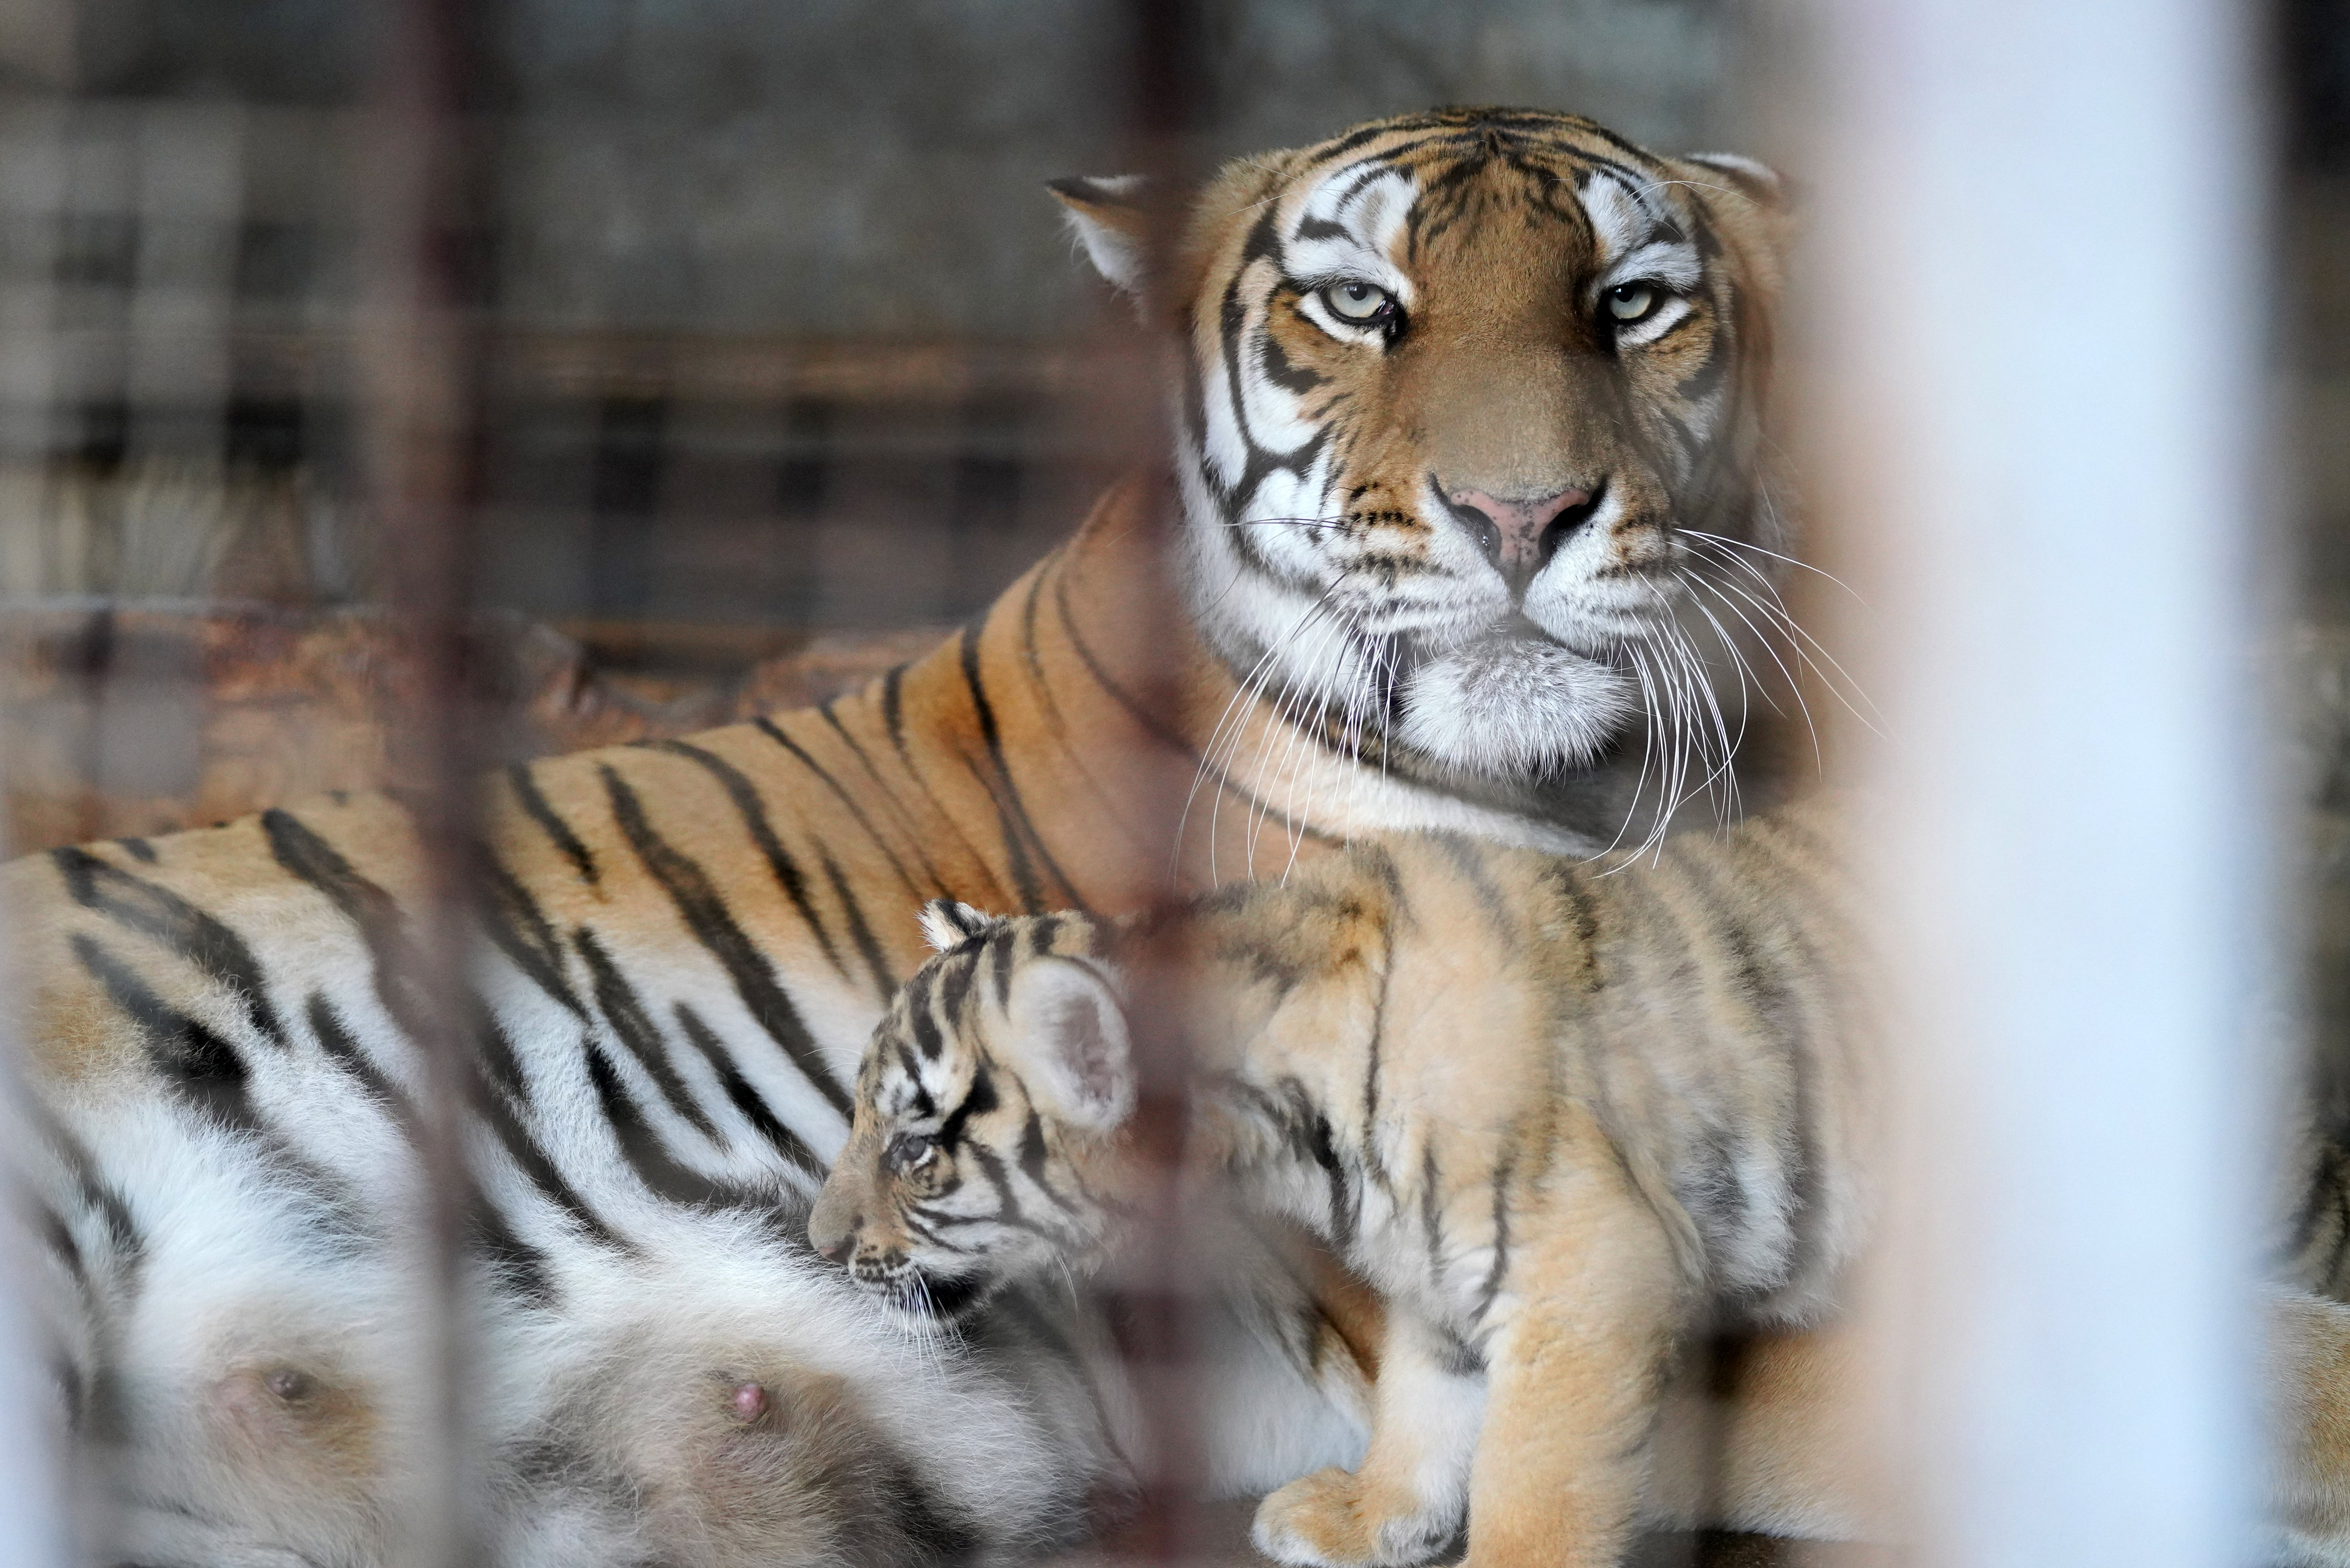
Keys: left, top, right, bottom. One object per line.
{"left": 15, "top": 104, "right": 2346, "bottom": 1564}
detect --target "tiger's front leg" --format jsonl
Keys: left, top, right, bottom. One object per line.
{"left": 1457, "top": 1143, "right": 1689, "bottom": 1568}
{"left": 1250, "top": 1306, "right": 1485, "bottom": 1567}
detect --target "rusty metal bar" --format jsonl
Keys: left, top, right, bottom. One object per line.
{"left": 1094, "top": 1, "right": 1211, "bottom": 1562}
{"left": 351, "top": 1, "right": 492, "bottom": 1563}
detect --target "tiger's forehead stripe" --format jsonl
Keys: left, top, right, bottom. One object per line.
{"left": 1267, "top": 118, "right": 1704, "bottom": 295}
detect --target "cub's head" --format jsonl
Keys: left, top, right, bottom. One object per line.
{"left": 809, "top": 901, "right": 1139, "bottom": 1321}
{"left": 1056, "top": 107, "right": 1793, "bottom": 788}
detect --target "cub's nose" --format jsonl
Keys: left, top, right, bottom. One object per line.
{"left": 1442, "top": 483, "right": 1598, "bottom": 592}
{"left": 807, "top": 1185, "right": 857, "bottom": 1263}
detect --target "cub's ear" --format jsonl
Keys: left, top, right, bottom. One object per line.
{"left": 1005, "top": 957, "right": 1132, "bottom": 1133}
{"left": 919, "top": 899, "right": 1006, "bottom": 953}
{"left": 1047, "top": 174, "right": 1152, "bottom": 296}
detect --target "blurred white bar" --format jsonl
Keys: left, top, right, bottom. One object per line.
{"left": 1806, "top": 0, "right": 2273, "bottom": 1563}
{"left": 0, "top": 1222, "right": 68, "bottom": 1568}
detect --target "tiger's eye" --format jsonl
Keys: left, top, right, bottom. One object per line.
{"left": 887, "top": 1132, "right": 938, "bottom": 1172}
{"left": 1606, "top": 282, "right": 1663, "bottom": 325}
{"left": 1321, "top": 280, "right": 1395, "bottom": 325}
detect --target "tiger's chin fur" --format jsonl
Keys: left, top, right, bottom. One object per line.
{"left": 1393, "top": 635, "right": 1639, "bottom": 780}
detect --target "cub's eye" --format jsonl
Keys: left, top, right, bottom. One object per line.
{"left": 1605, "top": 282, "right": 1666, "bottom": 326}
{"left": 886, "top": 1132, "right": 938, "bottom": 1173}
{"left": 1320, "top": 280, "right": 1396, "bottom": 326}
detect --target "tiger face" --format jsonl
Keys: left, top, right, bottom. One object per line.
{"left": 807, "top": 902, "right": 1135, "bottom": 1321}
{"left": 1055, "top": 108, "right": 1791, "bottom": 788}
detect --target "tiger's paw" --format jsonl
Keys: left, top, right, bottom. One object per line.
{"left": 1250, "top": 1466, "right": 1458, "bottom": 1567}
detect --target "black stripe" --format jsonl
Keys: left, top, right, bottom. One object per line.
{"left": 894, "top": 1041, "right": 939, "bottom": 1120}
{"left": 1360, "top": 933, "right": 1392, "bottom": 1186}
{"left": 306, "top": 992, "right": 420, "bottom": 1137}
{"left": 465, "top": 1183, "right": 559, "bottom": 1308}
{"left": 1308, "top": 1111, "right": 1355, "bottom": 1248}
{"left": 581, "top": 1038, "right": 737, "bottom": 1208}
{"left": 578, "top": 1036, "right": 814, "bottom": 1253}
{"left": 2326, "top": 1182, "right": 2350, "bottom": 1294}
{"left": 873, "top": 1452, "right": 984, "bottom": 1565}
{"left": 261, "top": 808, "right": 436, "bottom": 1048}
{"left": 474, "top": 848, "right": 590, "bottom": 1020}
{"left": 476, "top": 1014, "right": 532, "bottom": 1102}
{"left": 598, "top": 764, "right": 851, "bottom": 1113}
{"left": 1474, "top": 1149, "right": 1516, "bottom": 1325}
{"left": 1675, "top": 339, "right": 1728, "bottom": 404}
{"left": 1015, "top": 565, "right": 1063, "bottom": 729}
{"left": 988, "top": 927, "right": 1016, "bottom": 1012}
{"left": 1428, "top": 834, "right": 1516, "bottom": 943}
{"left": 881, "top": 664, "right": 911, "bottom": 757}
{"left": 1047, "top": 569, "right": 1337, "bottom": 855}
{"left": 820, "top": 852, "right": 897, "bottom": 998}
{"left": 74, "top": 933, "right": 358, "bottom": 1225}
{"left": 573, "top": 926, "right": 721, "bottom": 1142}
{"left": 1018, "top": 1105, "right": 1082, "bottom": 1215}
{"left": 116, "top": 836, "right": 156, "bottom": 863}
{"left": 654, "top": 738, "right": 848, "bottom": 978}
{"left": 754, "top": 714, "right": 928, "bottom": 897}
{"left": 1673, "top": 837, "right": 1828, "bottom": 1284}
{"left": 934, "top": 945, "right": 978, "bottom": 1032}
{"left": 31, "top": 1109, "right": 140, "bottom": 1286}
{"left": 905, "top": 967, "right": 947, "bottom": 1060}
{"left": 52, "top": 846, "right": 287, "bottom": 1049}
{"left": 2284, "top": 1140, "right": 2343, "bottom": 1264}
{"left": 73, "top": 932, "right": 251, "bottom": 1116}
{"left": 476, "top": 1072, "right": 634, "bottom": 1254}
{"left": 957, "top": 625, "right": 1047, "bottom": 914}
{"left": 506, "top": 764, "right": 600, "bottom": 887}
{"left": 964, "top": 1140, "right": 1027, "bottom": 1231}
{"left": 1421, "top": 1142, "right": 1446, "bottom": 1287}
{"left": 936, "top": 1061, "right": 999, "bottom": 1149}
{"left": 36, "top": 1199, "right": 86, "bottom": 1286}
{"left": 673, "top": 1001, "right": 826, "bottom": 1178}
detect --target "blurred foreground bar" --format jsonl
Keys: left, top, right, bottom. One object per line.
{"left": 1808, "top": 0, "right": 2273, "bottom": 1562}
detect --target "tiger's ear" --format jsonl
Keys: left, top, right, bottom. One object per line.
{"left": 1672, "top": 150, "right": 1797, "bottom": 319}
{"left": 1048, "top": 174, "right": 1152, "bottom": 296}
{"left": 919, "top": 899, "right": 1006, "bottom": 953}
{"left": 1004, "top": 957, "right": 1132, "bottom": 1133}
{"left": 1679, "top": 152, "right": 1790, "bottom": 213}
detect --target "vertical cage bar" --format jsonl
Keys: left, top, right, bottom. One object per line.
{"left": 1, "top": 23, "right": 77, "bottom": 1564}
{"left": 1097, "top": 1, "right": 1210, "bottom": 1561}
{"left": 1806, "top": 0, "right": 2274, "bottom": 1560}
{"left": 353, "top": 1, "right": 490, "bottom": 1563}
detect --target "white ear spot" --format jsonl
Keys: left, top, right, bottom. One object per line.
{"left": 919, "top": 899, "right": 1004, "bottom": 953}
{"left": 1007, "top": 957, "right": 1133, "bottom": 1132}
{"left": 1048, "top": 174, "right": 1150, "bottom": 296}
{"left": 1683, "top": 152, "right": 1786, "bottom": 207}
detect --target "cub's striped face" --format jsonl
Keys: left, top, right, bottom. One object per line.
{"left": 808, "top": 904, "right": 1135, "bottom": 1321}
{"left": 1060, "top": 108, "right": 1790, "bottom": 787}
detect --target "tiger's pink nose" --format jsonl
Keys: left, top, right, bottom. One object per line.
{"left": 1444, "top": 485, "right": 1595, "bottom": 586}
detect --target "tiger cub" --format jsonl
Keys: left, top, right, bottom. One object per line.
{"left": 809, "top": 798, "right": 1874, "bottom": 1568}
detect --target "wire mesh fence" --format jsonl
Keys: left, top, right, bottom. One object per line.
{"left": 0, "top": 1, "right": 2336, "bottom": 1565}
